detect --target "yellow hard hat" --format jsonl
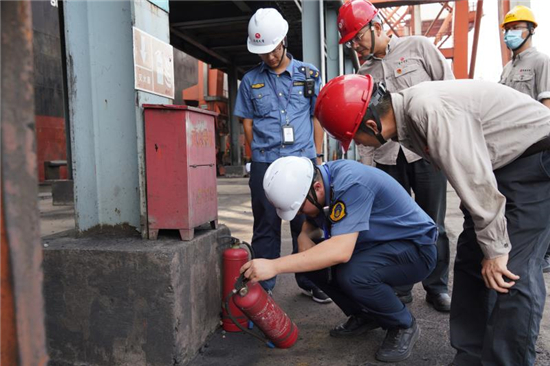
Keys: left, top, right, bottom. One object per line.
{"left": 501, "top": 5, "right": 537, "bottom": 29}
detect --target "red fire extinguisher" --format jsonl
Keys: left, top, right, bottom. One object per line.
{"left": 222, "top": 236, "right": 299, "bottom": 349}
{"left": 222, "top": 238, "right": 249, "bottom": 332}
{"left": 232, "top": 279, "right": 299, "bottom": 349}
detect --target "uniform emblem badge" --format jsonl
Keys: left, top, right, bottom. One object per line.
{"left": 329, "top": 201, "right": 347, "bottom": 223}
{"left": 251, "top": 83, "right": 265, "bottom": 89}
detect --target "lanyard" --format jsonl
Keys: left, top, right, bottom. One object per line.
{"left": 322, "top": 165, "right": 332, "bottom": 240}
{"left": 265, "top": 69, "right": 294, "bottom": 125}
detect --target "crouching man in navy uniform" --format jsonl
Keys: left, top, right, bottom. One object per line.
{"left": 241, "top": 157, "right": 437, "bottom": 363}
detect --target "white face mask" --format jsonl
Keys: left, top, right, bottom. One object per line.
{"left": 504, "top": 29, "right": 526, "bottom": 50}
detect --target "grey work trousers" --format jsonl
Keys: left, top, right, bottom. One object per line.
{"left": 451, "top": 151, "right": 550, "bottom": 366}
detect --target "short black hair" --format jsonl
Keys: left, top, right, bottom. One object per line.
{"left": 365, "top": 83, "right": 392, "bottom": 121}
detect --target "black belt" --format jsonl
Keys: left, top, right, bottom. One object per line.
{"left": 519, "top": 135, "right": 550, "bottom": 159}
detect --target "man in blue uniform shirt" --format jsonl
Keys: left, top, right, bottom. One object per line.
{"left": 241, "top": 157, "right": 437, "bottom": 362}
{"left": 234, "top": 8, "right": 328, "bottom": 302}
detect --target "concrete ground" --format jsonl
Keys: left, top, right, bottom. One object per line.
{"left": 40, "top": 179, "right": 550, "bottom": 366}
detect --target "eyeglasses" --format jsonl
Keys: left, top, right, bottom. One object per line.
{"left": 259, "top": 42, "right": 284, "bottom": 57}
{"left": 345, "top": 27, "right": 368, "bottom": 49}
{"left": 502, "top": 26, "right": 529, "bottom": 34}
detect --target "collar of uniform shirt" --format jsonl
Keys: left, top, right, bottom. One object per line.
{"left": 513, "top": 46, "right": 537, "bottom": 61}
{"left": 259, "top": 52, "right": 295, "bottom": 77}
{"left": 368, "top": 35, "right": 396, "bottom": 63}
{"left": 391, "top": 93, "right": 410, "bottom": 146}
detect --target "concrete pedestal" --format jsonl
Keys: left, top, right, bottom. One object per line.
{"left": 43, "top": 225, "right": 231, "bottom": 366}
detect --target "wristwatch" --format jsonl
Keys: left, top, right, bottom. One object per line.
{"left": 316, "top": 153, "right": 324, "bottom": 158}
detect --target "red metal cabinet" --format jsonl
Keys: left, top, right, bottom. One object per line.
{"left": 144, "top": 105, "right": 218, "bottom": 240}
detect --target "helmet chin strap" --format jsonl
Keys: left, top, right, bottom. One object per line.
{"left": 275, "top": 39, "right": 288, "bottom": 69}
{"left": 305, "top": 168, "right": 325, "bottom": 213}
{"left": 369, "top": 107, "right": 387, "bottom": 145}
{"left": 364, "top": 23, "right": 376, "bottom": 61}
{"left": 360, "top": 82, "right": 388, "bottom": 145}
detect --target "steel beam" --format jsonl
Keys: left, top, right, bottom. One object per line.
{"left": 498, "top": 0, "right": 511, "bottom": 67}
{"left": 302, "top": 0, "right": 323, "bottom": 75}
{"left": 469, "top": 0, "right": 483, "bottom": 78}
{"left": 424, "top": 2, "right": 448, "bottom": 37}
{"left": 232, "top": 2, "right": 252, "bottom": 12}
{"left": 1, "top": 1, "right": 48, "bottom": 364}
{"left": 452, "top": 0, "right": 469, "bottom": 79}
{"left": 171, "top": 16, "right": 250, "bottom": 29}
{"left": 227, "top": 64, "right": 242, "bottom": 166}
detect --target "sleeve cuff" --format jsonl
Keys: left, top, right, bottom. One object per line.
{"left": 480, "top": 240, "right": 512, "bottom": 259}
{"left": 537, "top": 91, "right": 550, "bottom": 101}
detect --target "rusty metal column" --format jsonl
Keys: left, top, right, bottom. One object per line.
{"left": 452, "top": 0, "right": 469, "bottom": 79}
{"left": 1, "top": 1, "right": 48, "bottom": 365}
{"left": 469, "top": 0, "right": 484, "bottom": 78}
{"left": 498, "top": 0, "right": 511, "bottom": 67}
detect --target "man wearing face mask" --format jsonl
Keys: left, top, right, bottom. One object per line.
{"left": 234, "top": 8, "right": 330, "bottom": 303}
{"left": 336, "top": 0, "right": 454, "bottom": 314}
{"left": 499, "top": 5, "right": 550, "bottom": 273}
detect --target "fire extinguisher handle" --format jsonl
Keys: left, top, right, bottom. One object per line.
{"left": 240, "top": 241, "right": 255, "bottom": 259}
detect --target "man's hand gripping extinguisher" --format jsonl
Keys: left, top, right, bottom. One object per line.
{"left": 221, "top": 237, "right": 299, "bottom": 348}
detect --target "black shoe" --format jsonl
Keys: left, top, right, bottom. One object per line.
{"left": 396, "top": 292, "right": 413, "bottom": 304}
{"left": 543, "top": 255, "right": 550, "bottom": 273}
{"left": 302, "top": 288, "right": 333, "bottom": 304}
{"left": 329, "top": 314, "right": 380, "bottom": 337}
{"left": 376, "top": 318, "right": 420, "bottom": 363}
{"left": 426, "top": 293, "right": 451, "bottom": 312}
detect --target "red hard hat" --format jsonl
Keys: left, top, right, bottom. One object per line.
{"left": 337, "top": 0, "right": 379, "bottom": 44}
{"left": 314, "top": 74, "right": 374, "bottom": 152}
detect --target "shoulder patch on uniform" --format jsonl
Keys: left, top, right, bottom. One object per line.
{"left": 299, "top": 66, "right": 319, "bottom": 79}
{"left": 251, "top": 83, "right": 265, "bottom": 89}
{"left": 293, "top": 81, "right": 305, "bottom": 86}
{"left": 329, "top": 201, "right": 347, "bottom": 223}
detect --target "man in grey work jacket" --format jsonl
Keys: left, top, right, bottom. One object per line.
{"left": 499, "top": 5, "right": 550, "bottom": 273}
{"left": 315, "top": 74, "right": 550, "bottom": 366}
{"left": 337, "top": 0, "right": 454, "bottom": 313}
{"left": 233, "top": 8, "right": 329, "bottom": 303}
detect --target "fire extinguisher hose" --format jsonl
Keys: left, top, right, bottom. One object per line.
{"left": 223, "top": 290, "right": 275, "bottom": 348}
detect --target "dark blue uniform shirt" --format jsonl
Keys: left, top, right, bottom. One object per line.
{"left": 312, "top": 160, "right": 438, "bottom": 251}
{"left": 234, "top": 55, "right": 321, "bottom": 163}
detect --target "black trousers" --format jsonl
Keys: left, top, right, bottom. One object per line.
{"left": 451, "top": 151, "right": 550, "bottom": 366}
{"left": 249, "top": 161, "right": 316, "bottom": 292}
{"left": 305, "top": 241, "right": 436, "bottom": 329}
{"left": 376, "top": 148, "right": 450, "bottom": 295}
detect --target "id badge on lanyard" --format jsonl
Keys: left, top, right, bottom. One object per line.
{"left": 267, "top": 73, "right": 295, "bottom": 145}
{"left": 282, "top": 123, "right": 295, "bottom": 145}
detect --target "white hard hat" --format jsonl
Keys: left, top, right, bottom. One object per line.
{"left": 247, "top": 8, "right": 289, "bottom": 54}
{"left": 263, "top": 157, "right": 314, "bottom": 221}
